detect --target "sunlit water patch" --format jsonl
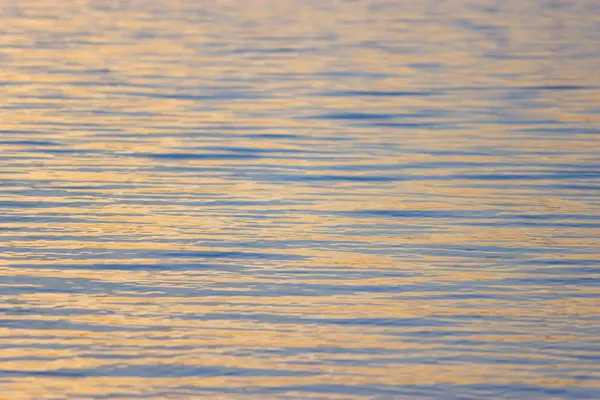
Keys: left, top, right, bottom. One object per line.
{"left": 1, "top": 0, "right": 599, "bottom": 398}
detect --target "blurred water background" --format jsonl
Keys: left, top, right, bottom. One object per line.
{"left": 1, "top": 0, "right": 600, "bottom": 399}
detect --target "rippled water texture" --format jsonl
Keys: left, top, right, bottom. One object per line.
{"left": 1, "top": 0, "right": 600, "bottom": 398}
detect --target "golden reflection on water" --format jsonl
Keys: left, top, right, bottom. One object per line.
{"left": 1, "top": 0, "right": 600, "bottom": 398}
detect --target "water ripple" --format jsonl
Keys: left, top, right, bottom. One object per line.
{"left": 1, "top": 0, "right": 599, "bottom": 398}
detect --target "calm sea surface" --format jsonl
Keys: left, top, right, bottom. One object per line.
{"left": 1, "top": 0, "right": 599, "bottom": 399}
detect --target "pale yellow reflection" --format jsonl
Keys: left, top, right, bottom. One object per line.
{"left": 1, "top": 0, "right": 600, "bottom": 398}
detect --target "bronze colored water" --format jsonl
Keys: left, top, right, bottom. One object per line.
{"left": 1, "top": 0, "right": 600, "bottom": 398}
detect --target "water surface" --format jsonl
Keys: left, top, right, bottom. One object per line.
{"left": 1, "top": 0, "right": 600, "bottom": 398}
